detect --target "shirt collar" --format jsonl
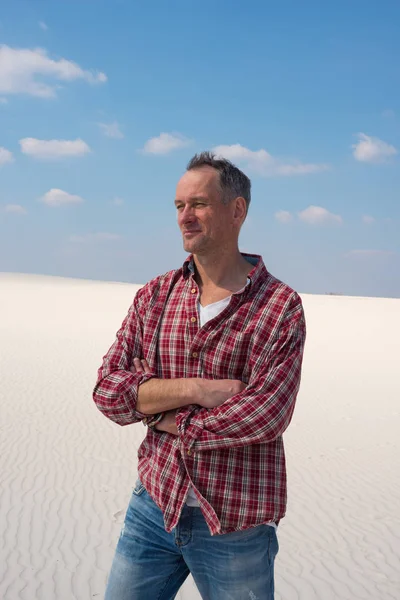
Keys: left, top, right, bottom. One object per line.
{"left": 182, "top": 253, "right": 268, "bottom": 291}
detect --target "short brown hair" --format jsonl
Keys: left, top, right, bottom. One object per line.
{"left": 187, "top": 151, "right": 251, "bottom": 214}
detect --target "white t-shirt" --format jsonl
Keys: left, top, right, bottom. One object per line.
{"left": 183, "top": 280, "right": 276, "bottom": 530}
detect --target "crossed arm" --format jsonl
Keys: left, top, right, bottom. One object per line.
{"left": 93, "top": 288, "right": 305, "bottom": 452}
{"left": 130, "top": 358, "right": 244, "bottom": 435}
{"left": 92, "top": 290, "right": 243, "bottom": 431}
{"left": 145, "top": 300, "right": 305, "bottom": 453}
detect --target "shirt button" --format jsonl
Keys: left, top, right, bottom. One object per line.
{"left": 190, "top": 317, "right": 197, "bottom": 323}
{"left": 192, "top": 352, "right": 198, "bottom": 358}
{"left": 191, "top": 288, "right": 196, "bottom": 294}
{"left": 187, "top": 448, "right": 192, "bottom": 455}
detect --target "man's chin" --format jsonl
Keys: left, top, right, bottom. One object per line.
{"left": 183, "top": 242, "right": 195, "bottom": 254}
{"left": 183, "top": 245, "right": 209, "bottom": 259}
{"left": 183, "top": 239, "right": 202, "bottom": 253}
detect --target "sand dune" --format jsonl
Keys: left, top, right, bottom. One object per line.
{"left": 0, "top": 272, "right": 399, "bottom": 600}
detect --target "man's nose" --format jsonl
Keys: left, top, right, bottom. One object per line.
{"left": 179, "top": 206, "right": 196, "bottom": 223}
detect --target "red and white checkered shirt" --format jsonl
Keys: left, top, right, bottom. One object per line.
{"left": 93, "top": 253, "right": 306, "bottom": 535}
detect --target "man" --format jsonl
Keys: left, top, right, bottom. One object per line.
{"left": 93, "top": 152, "right": 306, "bottom": 600}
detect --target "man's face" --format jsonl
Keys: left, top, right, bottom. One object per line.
{"left": 175, "top": 167, "right": 236, "bottom": 255}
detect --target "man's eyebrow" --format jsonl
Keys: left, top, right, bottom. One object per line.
{"left": 174, "top": 197, "right": 207, "bottom": 205}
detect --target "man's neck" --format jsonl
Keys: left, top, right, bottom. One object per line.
{"left": 193, "top": 249, "right": 252, "bottom": 292}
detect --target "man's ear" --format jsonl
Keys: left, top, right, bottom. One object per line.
{"left": 234, "top": 197, "right": 247, "bottom": 224}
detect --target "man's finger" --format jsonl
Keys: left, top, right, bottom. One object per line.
{"left": 133, "top": 357, "right": 143, "bottom": 372}
{"left": 141, "top": 359, "right": 151, "bottom": 374}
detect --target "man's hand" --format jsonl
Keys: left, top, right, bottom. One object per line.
{"left": 195, "top": 379, "right": 246, "bottom": 409}
{"left": 154, "top": 410, "right": 179, "bottom": 436}
{"left": 130, "top": 358, "right": 152, "bottom": 375}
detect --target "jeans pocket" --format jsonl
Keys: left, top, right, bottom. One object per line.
{"left": 268, "top": 526, "right": 279, "bottom": 561}
{"left": 132, "top": 478, "right": 146, "bottom": 496}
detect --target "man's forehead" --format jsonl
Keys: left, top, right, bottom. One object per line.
{"left": 176, "top": 166, "right": 219, "bottom": 192}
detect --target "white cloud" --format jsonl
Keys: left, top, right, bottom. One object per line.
{"left": 345, "top": 249, "right": 395, "bottom": 259}
{"left": 0, "top": 45, "right": 107, "bottom": 98}
{"left": 112, "top": 197, "right": 124, "bottom": 206}
{"left": 213, "top": 144, "right": 329, "bottom": 177}
{"left": 0, "top": 97, "right": 7, "bottom": 104}
{"left": 275, "top": 210, "right": 293, "bottom": 224}
{"left": 39, "top": 21, "right": 48, "bottom": 31}
{"left": 40, "top": 189, "right": 84, "bottom": 207}
{"left": 381, "top": 109, "right": 395, "bottom": 118}
{"left": 298, "top": 205, "right": 342, "bottom": 225}
{"left": 274, "top": 205, "right": 342, "bottom": 225}
{"left": 0, "top": 147, "right": 14, "bottom": 165}
{"left": 69, "top": 232, "right": 121, "bottom": 243}
{"left": 362, "top": 215, "right": 375, "bottom": 225}
{"left": 4, "top": 204, "right": 27, "bottom": 214}
{"left": 142, "top": 132, "right": 191, "bottom": 154}
{"left": 19, "top": 137, "right": 90, "bottom": 160}
{"left": 98, "top": 121, "right": 124, "bottom": 139}
{"left": 352, "top": 133, "right": 397, "bottom": 163}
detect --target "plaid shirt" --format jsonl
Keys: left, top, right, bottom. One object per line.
{"left": 93, "top": 253, "right": 306, "bottom": 536}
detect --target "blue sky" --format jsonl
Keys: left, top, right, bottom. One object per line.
{"left": 1, "top": 0, "right": 399, "bottom": 297}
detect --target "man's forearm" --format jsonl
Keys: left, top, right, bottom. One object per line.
{"left": 137, "top": 378, "right": 201, "bottom": 414}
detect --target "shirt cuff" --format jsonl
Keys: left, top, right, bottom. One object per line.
{"left": 176, "top": 405, "right": 204, "bottom": 452}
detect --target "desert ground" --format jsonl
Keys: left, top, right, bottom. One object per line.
{"left": 1, "top": 272, "right": 399, "bottom": 600}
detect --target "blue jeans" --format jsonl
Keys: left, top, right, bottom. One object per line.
{"left": 104, "top": 478, "right": 279, "bottom": 600}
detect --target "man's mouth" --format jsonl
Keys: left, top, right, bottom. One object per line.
{"left": 183, "top": 230, "right": 201, "bottom": 237}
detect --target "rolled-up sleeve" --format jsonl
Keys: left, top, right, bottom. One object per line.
{"left": 93, "top": 292, "right": 158, "bottom": 426}
{"left": 176, "top": 292, "right": 306, "bottom": 452}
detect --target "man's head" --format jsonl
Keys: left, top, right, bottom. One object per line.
{"left": 175, "top": 151, "right": 251, "bottom": 256}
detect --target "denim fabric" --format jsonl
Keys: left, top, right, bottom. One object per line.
{"left": 105, "top": 479, "right": 279, "bottom": 600}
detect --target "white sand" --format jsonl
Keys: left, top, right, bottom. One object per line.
{"left": 0, "top": 272, "right": 399, "bottom": 600}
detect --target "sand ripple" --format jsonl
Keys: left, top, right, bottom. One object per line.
{"left": 0, "top": 274, "right": 399, "bottom": 599}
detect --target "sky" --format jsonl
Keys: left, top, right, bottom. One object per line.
{"left": 0, "top": 0, "right": 399, "bottom": 298}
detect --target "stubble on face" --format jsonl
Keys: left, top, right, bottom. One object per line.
{"left": 176, "top": 167, "right": 229, "bottom": 256}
